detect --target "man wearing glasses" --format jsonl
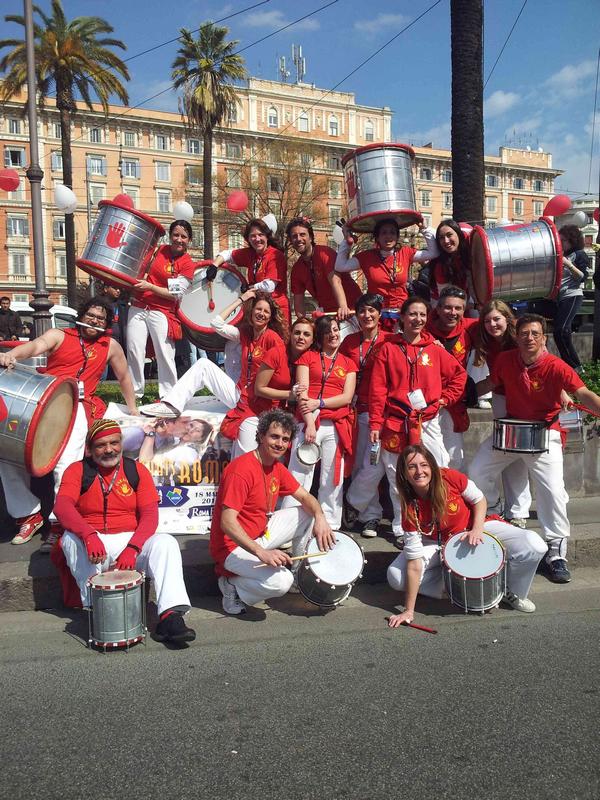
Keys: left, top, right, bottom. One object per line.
{"left": 468, "top": 314, "right": 600, "bottom": 584}
{"left": 0, "top": 298, "right": 138, "bottom": 545}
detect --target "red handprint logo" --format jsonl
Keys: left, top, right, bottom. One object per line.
{"left": 105, "top": 222, "right": 128, "bottom": 249}
{"left": 346, "top": 169, "right": 357, "bottom": 200}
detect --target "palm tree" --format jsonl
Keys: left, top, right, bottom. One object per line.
{"left": 450, "top": 0, "right": 484, "bottom": 225}
{"left": 0, "top": 0, "right": 129, "bottom": 306}
{"left": 172, "top": 23, "right": 247, "bottom": 259}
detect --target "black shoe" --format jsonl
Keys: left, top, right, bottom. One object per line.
{"left": 342, "top": 502, "right": 359, "bottom": 529}
{"left": 155, "top": 613, "right": 196, "bottom": 643}
{"left": 538, "top": 558, "right": 571, "bottom": 584}
{"left": 361, "top": 519, "right": 379, "bottom": 538}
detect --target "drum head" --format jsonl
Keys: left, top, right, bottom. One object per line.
{"left": 296, "top": 441, "right": 321, "bottom": 465}
{"left": 470, "top": 226, "right": 492, "bottom": 304}
{"left": 90, "top": 570, "right": 142, "bottom": 590}
{"left": 27, "top": 378, "right": 77, "bottom": 476}
{"left": 305, "top": 532, "right": 364, "bottom": 584}
{"left": 76, "top": 261, "right": 141, "bottom": 289}
{"left": 178, "top": 265, "right": 244, "bottom": 334}
{"left": 443, "top": 532, "right": 505, "bottom": 579}
{"left": 348, "top": 210, "right": 423, "bottom": 234}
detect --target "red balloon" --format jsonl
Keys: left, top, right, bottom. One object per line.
{"left": 0, "top": 168, "right": 20, "bottom": 192}
{"left": 593, "top": 208, "right": 599, "bottom": 223}
{"left": 113, "top": 193, "right": 134, "bottom": 208}
{"left": 226, "top": 190, "right": 249, "bottom": 212}
{"left": 543, "top": 194, "right": 572, "bottom": 217}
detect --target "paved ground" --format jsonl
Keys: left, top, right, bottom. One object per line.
{"left": 1, "top": 569, "right": 599, "bottom": 800}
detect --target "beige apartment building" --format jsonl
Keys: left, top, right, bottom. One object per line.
{"left": 1, "top": 78, "right": 561, "bottom": 304}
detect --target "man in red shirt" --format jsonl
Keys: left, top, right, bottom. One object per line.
{"left": 0, "top": 298, "right": 138, "bottom": 545}
{"left": 210, "top": 409, "right": 335, "bottom": 615}
{"left": 56, "top": 419, "right": 195, "bottom": 644}
{"left": 468, "top": 314, "right": 600, "bottom": 584}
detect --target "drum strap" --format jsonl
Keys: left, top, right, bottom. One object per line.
{"left": 81, "top": 458, "right": 140, "bottom": 533}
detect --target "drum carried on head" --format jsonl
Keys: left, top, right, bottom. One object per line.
{"left": 297, "top": 532, "right": 365, "bottom": 608}
{"left": 470, "top": 217, "right": 562, "bottom": 303}
{"left": 87, "top": 569, "right": 146, "bottom": 651}
{"left": 442, "top": 531, "right": 506, "bottom": 614}
{"left": 0, "top": 365, "right": 78, "bottom": 476}
{"left": 77, "top": 199, "right": 165, "bottom": 289}
{"left": 178, "top": 264, "right": 245, "bottom": 352}
{"left": 342, "top": 143, "right": 423, "bottom": 233}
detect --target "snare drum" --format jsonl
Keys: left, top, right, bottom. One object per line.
{"left": 296, "top": 441, "right": 321, "bottom": 466}
{"left": 559, "top": 409, "right": 584, "bottom": 454}
{"left": 0, "top": 365, "right": 78, "bottom": 476}
{"left": 178, "top": 264, "right": 245, "bottom": 352}
{"left": 492, "top": 418, "right": 549, "bottom": 454}
{"left": 87, "top": 570, "right": 146, "bottom": 651}
{"left": 442, "top": 531, "right": 506, "bottom": 614}
{"left": 297, "top": 532, "right": 365, "bottom": 607}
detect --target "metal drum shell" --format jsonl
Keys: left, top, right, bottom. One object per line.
{"left": 342, "top": 143, "right": 422, "bottom": 233}
{"left": 296, "top": 441, "right": 321, "bottom": 466}
{"left": 0, "top": 365, "right": 78, "bottom": 476}
{"left": 76, "top": 200, "right": 165, "bottom": 289}
{"left": 470, "top": 217, "right": 563, "bottom": 303}
{"left": 178, "top": 264, "right": 245, "bottom": 352}
{"left": 88, "top": 570, "right": 145, "bottom": 649}
{"left": 559, "top": 409, "right": 585, "bottom": 454}
{"left": 492, "top": 418, "right": 549, "bottom": 454}
{"left": 442, "top": 531, "right": 506, "bottom": 614}
{"left": 297, "top": 532, "right": 365, "bottom": 608}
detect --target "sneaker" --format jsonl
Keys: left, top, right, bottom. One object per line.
{"left": 218, "top": 576, "right": 246, "bottom": 615}
{"left": 393, "top": 535, "right": 405, "bottom": 551}
{"left": 507, "top": 517, "right": 527, "bottom": 529}
{"left": 502, "top": 591, "right": 536, "bottom": 613}
{"left": 139, "top": 401, "right": 180, "bottom": 418}
{"left": 154, "top": 612, "right": 196, "bottom": 643}
{"left": 361, "top": 519, "right": 380, "bottom": 538}
{"left": 477, "top": 399, "right": 492, "bottom": 409}
{"left": 11, "top": 512, "right": 44, "bottom": 545}
{"left": 343, "top": 502, "right": 359, "bottom": 529}
{"left": 542, "top": 558, "right": 571, "bottom": 584}
{"left": 39, "top": 525, "right": 62, "bottom": 554}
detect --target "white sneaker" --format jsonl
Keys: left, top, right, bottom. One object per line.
{"left": 502, "top": 591, "right": 535, "bottom": 613}
{"left": 139, "top": 401, "right": 180, "bottom": 418}
{"left": 218, "top": 576, "right": 246, "bottom": 615}
{"left": 477, "top": 399, "right": 492, "bottom": 409}
{"left": 508, "top": 517, "right": 527, "bottom": 529}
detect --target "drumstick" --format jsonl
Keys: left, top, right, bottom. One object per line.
{"left": 253, "top": 551, "right": 328, "bottom": 568}
{"left": 570, "top": 402, "right": 600, "bottom": 419}
{"left": 75, "top": 320, "right": 105, "bottom": 333}
{"left": 311, "top": 310, "right": 356, "bottom": 319}
{"left": 206, "top": 280, "right": 215, "bottom": 311}
{"left": 404, "top": 622, "right": 437, "bottom": 634}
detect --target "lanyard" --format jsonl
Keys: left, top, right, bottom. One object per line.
{"left": 245, "top": 331, "right": 265, "bottom": 387}
{"left": 253, "top": 254, "right": 264, "bottom": 282}
{"left": 255, "top": 451, "right": 276, "bottom": 518}
{"left": 77, "top": 335, "right": 90, "bottom": 380}
{"left": 97, "top": 465, "right": 120, "bottom": 534}
{"left": 397, "top": 338, "right": 426, "bottom": 391}
{"left": 412, "top": 499, "right": 441, "bottom": 548}
{"left": 319, "top": 350, "right": 339, "bottom": 399}
{"left": 380, "top": 250, "right": 398, "bottom": 285}
{"left": 354, "top": 332, "right": 379, "bottom": 399}
{"left": 303, "top": 253, "right": 318, "bottom": 297}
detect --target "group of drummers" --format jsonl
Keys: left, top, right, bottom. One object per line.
{"left": 1, "top": 211, "right": 599, "bottom": 638}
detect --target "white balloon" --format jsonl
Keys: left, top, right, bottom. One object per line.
{"left": 332, "top": 224, "right": 345, "bottom": 245}
{"left": 173, "top": 200, "right": 194, "bottom": 223}
{"left": 572, "top": 210, "right": 588, "bottom": 228}
{"left": 262, "top": 213, "right": 278, "bottom": 236}
{"left": 54, "top": 184, "right": 77, "bottom": 211}
{"left": 63, "top": 201, "right": 78, "bottom": 215}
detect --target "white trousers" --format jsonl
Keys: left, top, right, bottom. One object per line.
{"left": 231, "top": 416, "right": 259, "bottom": 459}
{"left": 346, "top": 412, "right": 383, "bottom": 522}
{"left": 282, "top": 420, "right": 343, "bottom": 529}
{"left": 492, "top": 393, "right": 532, "bottom": 519}
{"left": 469, "top": 429, "right": 569, "bottom": 559}
{"left": 387, "top": 519, "right": 547, "bottom": 601}
{"left": 53, "top": 403, "right": 88, "bottom": 497}
{"left": 61, "top": 530, "right": 190, "bottom": 615}
{"left": 223, "top": 507, "right": 315, "bottom": 606}
{"left": 127, "top": 307, "right": 177, "bottom": 399}
{"left": 163, "top": 357, "right": 240, "bottom": 413}
{"left": 439, "top": 407, "right": 464, "bottom": 471}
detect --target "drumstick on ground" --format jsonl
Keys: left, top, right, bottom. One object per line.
{"left": 404, "top": 622, "right": 438, "bottom": 634}
{"left": 254, "top": 551, "right": 328, "bottom": 568}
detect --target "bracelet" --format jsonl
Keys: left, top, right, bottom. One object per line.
{"left": 128, "top": 542, "right": 141, "bottom": 553}
{"left": 319, "top": 398, "right": 325, "bottom": 409}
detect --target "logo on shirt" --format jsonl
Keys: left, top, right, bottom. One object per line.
{"left": 530, "top": 378, "right": 543, "bottom": 392}
{"left": 384, "top": 434, "right": 401, "bottom": 453}
{"left": 334, "top": 366, "right": 347, "bottom": 378}
{"left": 165, "top": 261, "right": 175, "bottom": 276}
{"left": 116, "top": 479, "right": 133, "bottom": 496}
{"left": 420, "top": 353, "right": 432, "bottom": 367}
{"left": 252, "top": 346, "right": 264, "bottom": 359}
{"left": 85, "top": 348, "right": 97, "bottom": 361}
{"left": 447, "top": 500, "right": 459, "bottom": 514}
{"left": 270, "top": 477, "right": 279, "bottom": 495}
{"left": 452, "top": 341, "right": 465, "bottom": 355}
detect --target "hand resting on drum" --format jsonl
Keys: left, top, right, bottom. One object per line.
{"left": 115, "top": 544, "right": 139, "bottom": 571}
{"left": 0, "top": 352, "right": 16, "bottom": 368}
{"left": 459, "top": 528, "right": 485, "bottom": 547}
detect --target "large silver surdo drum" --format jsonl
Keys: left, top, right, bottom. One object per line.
{"left": 341, "top": 143, "right": 422, "bottom": 233}
{"left": 470, "top": 217, "right": 562, "bottom": 303}
{"left": 87, "top": 570, "right": 146, "bottom": 651}
{"left": 0, "top": 365, "right": 78, "bottom": 476}
{"left": 77, "top": 199, "right": 165, "bottom": 289}
{"left": 178, "top": 264, "right": 245, "bottom": 352}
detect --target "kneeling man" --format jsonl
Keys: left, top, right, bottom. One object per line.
{"left": 55, "top": 419, "right": 195, "bottom": 645}
{"left": 210, "top": 409, "right": 336, "bottom": 615}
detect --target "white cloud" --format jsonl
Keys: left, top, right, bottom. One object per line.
{"left": 543, "top": 59, "right": 597, "bottom": 100}
{"left": 484, "top": 90, "right": 520, "bottom": 118}
{"left": 398, "top": 121, "right": 451, "bottom": 149}
{"left": 244, "top": 10, "right": 320, "bottom": 31}
{"left": 353, "top": 14, "right": 408, "bottom": 35}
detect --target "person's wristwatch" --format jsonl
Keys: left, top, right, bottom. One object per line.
{"left": 144, "top": 431, "right": 156, "bottom": 438}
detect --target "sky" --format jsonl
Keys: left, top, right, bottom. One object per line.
{"left": 1, "top": 0, "right": 598, "bottom": 198}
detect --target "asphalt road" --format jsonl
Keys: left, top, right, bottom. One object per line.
{"left": 1, "top": 574, "right": 599, "bottom": 800}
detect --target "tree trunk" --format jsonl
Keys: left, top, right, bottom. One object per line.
{"left": 450, "top": 0, "right": 484, "bottom": 225}
{"left": 58, "top": 101, "right": 78, "bottom": 307}
{"left": 203, "top": 129, "right": 214, "bottom": 259}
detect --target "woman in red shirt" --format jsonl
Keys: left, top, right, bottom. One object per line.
{"left": 215, "top": 218, "right": 290, "bottom": 323}
{"left": 386, "top": 444, "right": 546, "bottom": 628}
{"left": 428, "top": 219, "right": 471, "bottom": 305}
{"left": 127, "top": 220, "right": 196, "bottom": 399}
{"left": 253, "top": 316, "right": 315, "bottom": 411}
{"left": 282, "top": 316, "right": 356, "bottom": 530}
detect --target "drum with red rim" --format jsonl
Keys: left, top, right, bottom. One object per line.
{"left": 87, "top": 569, "right": 146, "bottom": 651}
{"left": 0, "top": 364, "right": 78, "bottom": 476}
{"left": 442, "top": 531, "right": 506, "bottom": 614}
{"left": 178, "top": 264, "right": 245, "bottom": 352}
{"left": 77, "top": 199, "right": 165, "bottom": 289}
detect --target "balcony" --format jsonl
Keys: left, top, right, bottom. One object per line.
{"left": 7, "top": 273, "right": 32, "bottom": 283}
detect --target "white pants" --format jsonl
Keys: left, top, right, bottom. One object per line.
{"left": 223, "top": 507, "right": 315, "bottom": 606}
{"left": 346, "top": 412, "right": 383, "bottom": 522}
{"left": 380, "top": 415, "right": 449, "bottom": 537}
{"left": 282, "top": 420, "right": 343, "bottom": 529}
{"left": 53, "top": 403, "right": 88, "bottom": 497}
{"left": 439, "top": 407, "right": 464, "bottom": 471}
{"left": 127, "top": 307, "right": 177, "bottom": 399}
{"left": 469, "top": 429, "right": 569, "bottom": 559}
{"left": 387, "top": 519, "right": 547, "bottom": 600}
{"left": 231, "top": 416, "right": 259, "bottom": 460}
{"left": 163, "top": 357, "right": 240, "bottom": 413}
{"left": 492, "top": 393, "right": 532, "bottom": 519}
{"left": 61, "top": 530, "right": 190, "bottom": 615}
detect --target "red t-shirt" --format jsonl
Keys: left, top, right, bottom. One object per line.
{"left": 429, "top": 254, "right": 469, "bottom": 302}
{"left": 339, "top": 330, "right": 392, "bottom": 413}
{"left": 231, "top": 245, "right": 290, "bottom": 321}
{"left": 43, "top": 328, "right": 110, "bottom": 398}
{"left": 355, "top": 246, "right": 416, "bottom": 309}
{"left": 209, "top": 451, "right": 300, "bottom": 569}
{"left": 427, "top": 316, "right": 478, "bottom": 368}
{"left": 135, "top": 245, "right": 196, "bottom": 313}
{"left": 250, "top": 345, "right": 294, "bottom": 414}
{"left": 402, "top": 469, "right": 473, "bottom": 544}
{"left": 291, "top": 245, "right": 361, "bottom": 312}
{"left": 295, "top": 350, "right": 356, "bottom": 420}
{"left": 57, "top": 459, "right": 158, "bottom": 534}
{"left": 491, "top": 350, "right": 584, "bottom": 430}
{"left": 238, "top": 329, "right": 285, "bottom": 395}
